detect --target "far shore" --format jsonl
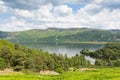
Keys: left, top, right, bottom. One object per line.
{"left": 18, "top": 41, "right": 120, "bottom": 44}
{"left": 63, "top": 41, "right": 113, "bottom": 44}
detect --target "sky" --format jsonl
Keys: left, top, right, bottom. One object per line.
{"left": 0, "top": 0, "right": 120, "bottom": 31}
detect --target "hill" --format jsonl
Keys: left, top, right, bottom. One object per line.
{"left": 0, "top": 28, "right": 120, "bottom": 43}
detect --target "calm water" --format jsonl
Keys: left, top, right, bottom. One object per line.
{"left": 20, "top": 42, "right": 103, "bottom": 64}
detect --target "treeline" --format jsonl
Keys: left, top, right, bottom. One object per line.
{"left": 0, "top": 40, "right": 90, "bottom": 73}
{"left": 81, "top": 43, "right": 120, "bottom": 66}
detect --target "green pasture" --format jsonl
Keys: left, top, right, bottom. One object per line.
{"left": 0, "top": 67, "right": 120, "bottom": 80}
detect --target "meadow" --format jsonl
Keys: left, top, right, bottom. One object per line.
{"left": 0, "top": 67, "right": 120, "bottom": 80}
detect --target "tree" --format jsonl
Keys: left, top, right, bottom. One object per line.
{"left": 12, "top": 51, "right": 26, "bottom": 71}
{"left": 14, "top": 43, "right": 20, "bottom": 50}
{"left": 0, "top": 58, "right": 6, "bottom": 70}
{"left": 80, "top": 48, "right": 90, "bottom": 55}
{"left": 95, "top": 59, "right": 107, "bottom": 66}
{"left": 0, "top": 46, "right": 13, "bottom": 68}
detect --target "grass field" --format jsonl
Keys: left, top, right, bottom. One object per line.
{"left": 0, "top": 67, "right": 120, "bottom": 80}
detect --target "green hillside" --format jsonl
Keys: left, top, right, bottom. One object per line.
{"left": 0, "top": 28, "right": 120, "bottom": 43}
{"left": 39, "top": 29, "right": 120, "bottom": 43}
{"left": 9, "top": 28, "right": 93, "bottom": 42}
{"left": 0, "top": 40, "right": 90, "bottom": 72}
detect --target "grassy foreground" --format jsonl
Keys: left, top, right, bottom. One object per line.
{"left": 0, "top": 67, "right": 120, "bottom": 80}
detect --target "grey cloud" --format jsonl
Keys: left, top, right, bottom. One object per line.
{"left": 83, "top": 0, "right": 120, "bottom": 14}
{"left": 3, "top": 0, "right": 45, "bottom": 10}
{"left": 103, "top": 2, "right": 120, "bottom": 9}
{"left": 86, "top": 6, "right": 102, "bottom": 15}
{"left": 86, "top": 8, "right": 102, "bottom": 15}
{"left": 2, "top": 0, "right": 92, "bottom": 10}
{"left": 2, "top": 0, "right": 120, "bottom": 10}
{"left": 94, "top": 0, "right": 120, "bottom": 9}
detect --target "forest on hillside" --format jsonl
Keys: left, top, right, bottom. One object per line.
{"left": 0, "top": 40, "right": 120, "bottom": 73}
{"left": 0, "top": 40, "right": 90, "bottom": 73}
{"left": 81, "top": 43, "right": 120, "bottom": 66}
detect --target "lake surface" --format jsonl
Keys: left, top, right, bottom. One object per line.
{"left": 20, "top": 42, "right": 104, "bottom": 64}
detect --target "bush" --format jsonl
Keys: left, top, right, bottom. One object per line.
{"left": 0, "top": 58, "right": 6, "bottom": 70}
{"left": 55, "top": 68, "right": 64, "bottom": 73}
{"left": 13, "top": 66, "right": 23, "bottom": 71}
{"left": 95, "top": 59, "right": 107, "bottom": 66}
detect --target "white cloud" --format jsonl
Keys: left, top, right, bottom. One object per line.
{"left": 15, "top": 9, "right": 34, "bottom": 18}
{"left": 0, "top": 17, "right": 28, "bottom": 31}
{"left": 53, "top": 5, "right": 73, "bottom": 17}
{"left": 83, "top": 4, "right": 102, "bottom": 14}
{"left": 35, "top": 3, "right": 53, "bottom": 18}
{"left": 76, "top": 8, "right": 120, "bottom": 29}
{"left": 0, "top": 0, "right": 120, "bottom": 31}
{"left": 0, "top": 1, "right": 8, "bottom": 13}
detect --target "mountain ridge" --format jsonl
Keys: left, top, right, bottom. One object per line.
{"left": 0, "top": 28, "right": 120, "bottom": 43}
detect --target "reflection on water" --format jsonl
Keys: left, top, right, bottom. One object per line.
{"left": 20, "top": 42, "right": 103, "bottom": 64}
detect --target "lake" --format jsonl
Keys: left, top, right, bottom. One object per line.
{"left": 20, "top": 42, "right": 104, "bottom": 64}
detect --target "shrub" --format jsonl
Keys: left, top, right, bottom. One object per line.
{"left": 0, "top": 58, "right": 6, "bottom": 70}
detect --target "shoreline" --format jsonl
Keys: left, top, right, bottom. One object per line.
{"left": 63, "top": 42, "right": 111, "bottom": 44}
{"left": 15, "top": 40, "right": 120, "bottom": 45}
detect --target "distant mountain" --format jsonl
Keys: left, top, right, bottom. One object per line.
{"left": 0, "top": 28, "right": 120, "bottom": 43}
